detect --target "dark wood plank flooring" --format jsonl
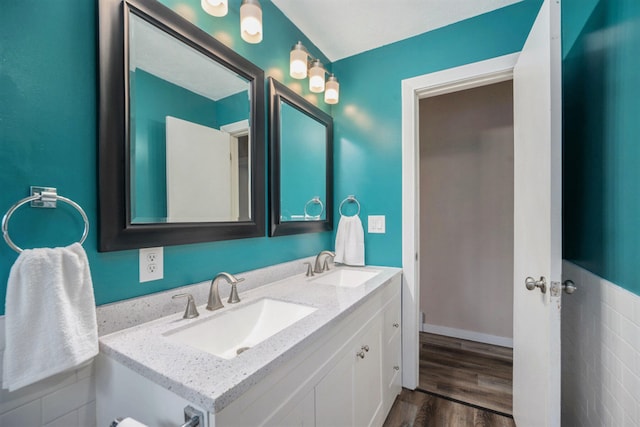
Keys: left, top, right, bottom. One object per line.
{"left": 383, "top": 388, "right": 515, "bottom": 427}
{"left": 419, "top": 333, "right": 513, "bottom": 415}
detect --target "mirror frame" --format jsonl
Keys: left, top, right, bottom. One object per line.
{"left": 268, "top": 78, "right": 333, "bottom": 237}
{"left": 98, "top": 0, "right": 265, "bottom": 251}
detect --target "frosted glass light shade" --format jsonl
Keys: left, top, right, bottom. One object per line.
{"left": 240, "top": 0, "right": 262, "bottom": 44}
{"left": 201, "top": 0, "right": 228, "bottom": 17}
{"left": 290, "top": 43, "right": 308, "bottom": 79}
{"left": 309, "top": 60, "right": 325, "bottom": 93}
{"left": 325, "top": 75, "right": 339, "bottom": 104}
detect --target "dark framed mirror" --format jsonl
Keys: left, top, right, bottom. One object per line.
{"left": 98, "top": 0, "right": 265, "bottom": 251}
{"left": 268, "top": 78, "right": 333, "bottom": 237}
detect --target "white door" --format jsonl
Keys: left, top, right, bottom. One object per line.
{"left": 512, "top": 0, "right": 562, "bottom": 425}
{"left": 166, "top": 116, "right": 235, "bottom": 222}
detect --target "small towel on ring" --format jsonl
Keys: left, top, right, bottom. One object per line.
{"left": 2, "top": 243, "right": 98, "bottom": 391}
{"left": 334, "top": 215, "right": 365, "bottom": 266}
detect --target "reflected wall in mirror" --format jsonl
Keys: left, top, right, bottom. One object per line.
{"left": 98, "top": 0, "right": 265, "bottom": 251}
{"left": 269, "top": 78, "right": 333, "bottom": 237}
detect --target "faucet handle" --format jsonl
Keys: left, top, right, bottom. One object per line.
{"left": 228, "top": 282, "right": 241, "bottom": 304}
{"left": 304, "top": 262, "right": 314, "bottom": 277}
{"left": 172, "top": 293, "right": 199, "bottom": 319}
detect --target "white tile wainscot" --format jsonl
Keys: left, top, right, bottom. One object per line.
{"left": 96, "top": 266, "right": 402, "bottom": 427}
{"left": 562, "top": 260, "right": 640, "bottom": 426}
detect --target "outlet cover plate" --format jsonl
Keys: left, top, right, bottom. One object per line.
{"left": 368, "top": 215, "right": 386, "bottom": 234}
{"left": 140, "top": 247, "right": 164, "bottom": 282}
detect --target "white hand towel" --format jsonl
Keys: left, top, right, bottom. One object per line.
{"left": 334, "top": 215, "right": 365, "bottom": 266}
{"left": 3, "top": 243, "right": 98, "bottom": 391}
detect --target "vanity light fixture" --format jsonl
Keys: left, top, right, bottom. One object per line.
{"left": 240, "top": 0, "right": 263, "bottom": 44}
{"left": 289, "top": 41, "right": 340, "bottom": 104}
{"left": 308, "top": 60, "right": 325, "bottom": 93}
{"left": 324, "top": 74, "right": 340, "bottom": 104}
{"left": 201, "top": 0, "right": 228, "bottom": 17}
{"left": 289, "top": 42, "right": 308, "bottom": 79}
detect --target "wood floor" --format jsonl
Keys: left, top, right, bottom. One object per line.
{"left": 383, "top": 389, "right": 515, "bottom": 427}
{"left": 419, "top": 333, "right": 513, "bottom": 415}
{"left": 382, "top": 333, "right": 514, "bottom": 427}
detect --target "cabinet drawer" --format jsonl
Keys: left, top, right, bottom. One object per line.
{"left": 383, "top": 292, "right": 401, "bottom": 343}
{"left": 382, "top": 331, "right": 402, "bottom": 416}
{"left": 383, "top": 331, "right": 401, "bottom": 389}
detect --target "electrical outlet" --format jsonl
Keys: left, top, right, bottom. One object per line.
{"left": 140, "top": 247, "right": 163, "bottom": 282}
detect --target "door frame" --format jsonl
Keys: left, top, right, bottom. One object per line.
{"left": 400, "top": 53, "right": 519, "bottom": 388}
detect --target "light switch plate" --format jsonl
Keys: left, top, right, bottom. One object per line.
{"left": 368, "top": 215, "right": 386, "bottom": 234}
{"left": 140, "top": 247, "right": 164, "bottom": 282}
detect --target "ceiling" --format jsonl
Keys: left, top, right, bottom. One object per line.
{"left": 130, "top": 12, "right": 248, "bottom": 102}
{"left": 271, "top": 0, "right": 523, "bottom": 62}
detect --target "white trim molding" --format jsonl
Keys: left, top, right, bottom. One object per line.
{"left": 422, "top": 323, "right": 513, "bottom": 348}
{"left": 401, "top": 52, "right": 519, "bottom": 390}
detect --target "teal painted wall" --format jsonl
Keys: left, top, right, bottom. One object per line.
{"left": 562, "top": 0, "right": 640, "bottom": 295}
{"left": 280, "top": 102, "right": 327, "bottom": 220}
{"left": 0, "top": 0, "right": 332, "bottom": 315}
{"left": 330, "top": 1, "right": 542, "bottom": 267}
{"left": 215, "top": 90, "right": 250, "bottom": 127}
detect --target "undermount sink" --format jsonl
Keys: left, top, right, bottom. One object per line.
{"left": 311, "top": 268, "right": 381, "bottom": 288}
{"left": 163, "top": 298, "right": 316, "bottom": 359}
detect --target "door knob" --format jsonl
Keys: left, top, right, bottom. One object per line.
{"left": 562, "top": 279, "right": 577, "bottom": 294}
{"left": 525, "top": 276, "right": 547, "bottom": 294}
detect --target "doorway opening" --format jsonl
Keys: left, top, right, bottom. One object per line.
{"left": 418, "top": 80, "right": 514, "bottom": 415}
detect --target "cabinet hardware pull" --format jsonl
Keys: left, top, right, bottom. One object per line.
{"left": 361, "top": 345, "right": 369, "bottom": 352}
{"left": 393, "top": 323, "right": 399, "bottom": 328}
{"left": 356, "top": 351, "right": 366, "bottom": 359}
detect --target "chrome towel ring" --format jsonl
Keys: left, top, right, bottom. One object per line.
{"left": 304, "top": 197, "right": 324, "bottom": 219}
{"left": 339, "top": 195, "right": 361, "bottom": 217}
{"left": 2, "top": 186, "right": 89, "bottom": 253}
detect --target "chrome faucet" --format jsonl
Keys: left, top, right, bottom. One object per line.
{"left": 207, "top": 272, "right": 244, "bottom": 311}
{"left": 314, "top": 250, "right": 336, "bottom": 274}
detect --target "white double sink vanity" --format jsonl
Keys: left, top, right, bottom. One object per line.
{"left": 96, "top": 264, "right": 402, "bottom": 427}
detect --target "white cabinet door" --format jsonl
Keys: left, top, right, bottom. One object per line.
{"left": 273, "top": 388, "right": 315, "bottom": 427}
{"left": 315, "top": 347, "right": 354, "bottom": 427}
{"left": 354, "top": 315, "right": 384, "bottom": 427}
{"left": 315, "top": 315, "right": 385, "bottom": 427}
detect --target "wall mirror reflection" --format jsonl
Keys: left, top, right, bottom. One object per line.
{"left": 268, "top": 78, "right": 333, "bottom": 237}
{"left": 129, "top": 13, "right": 251, "bottom": 224}
{"left": 98, "top": 0, "right": 265, "bottom": 251}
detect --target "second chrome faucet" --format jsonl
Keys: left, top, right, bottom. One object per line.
{"left": 207, "top": 272, "right": 244, "bottom": 311}
{"left": 314, "top": 250, "right": 336, "bottom": 274}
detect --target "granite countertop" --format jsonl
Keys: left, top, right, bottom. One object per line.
{"left": 99, "top": 265, "right": 402, "bottom": 414}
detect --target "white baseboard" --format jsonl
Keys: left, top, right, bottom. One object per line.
{"left": 422, "top": 323, "right": 513, "bottom": 348}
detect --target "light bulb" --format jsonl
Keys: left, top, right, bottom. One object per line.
{"left": 290, "top": 43, "right": 308, "bottom": 79}
{"left": 201, "top": 0, "right": 228, "bottom": 17}
{"left": 325, "top": 75, "right": 339, "bottom": 104}
{"left": 240, "top": 0, "right": 262, "bottom": 43}
{"left": 309, "top": 60, "right": 325, "bottom": 93}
